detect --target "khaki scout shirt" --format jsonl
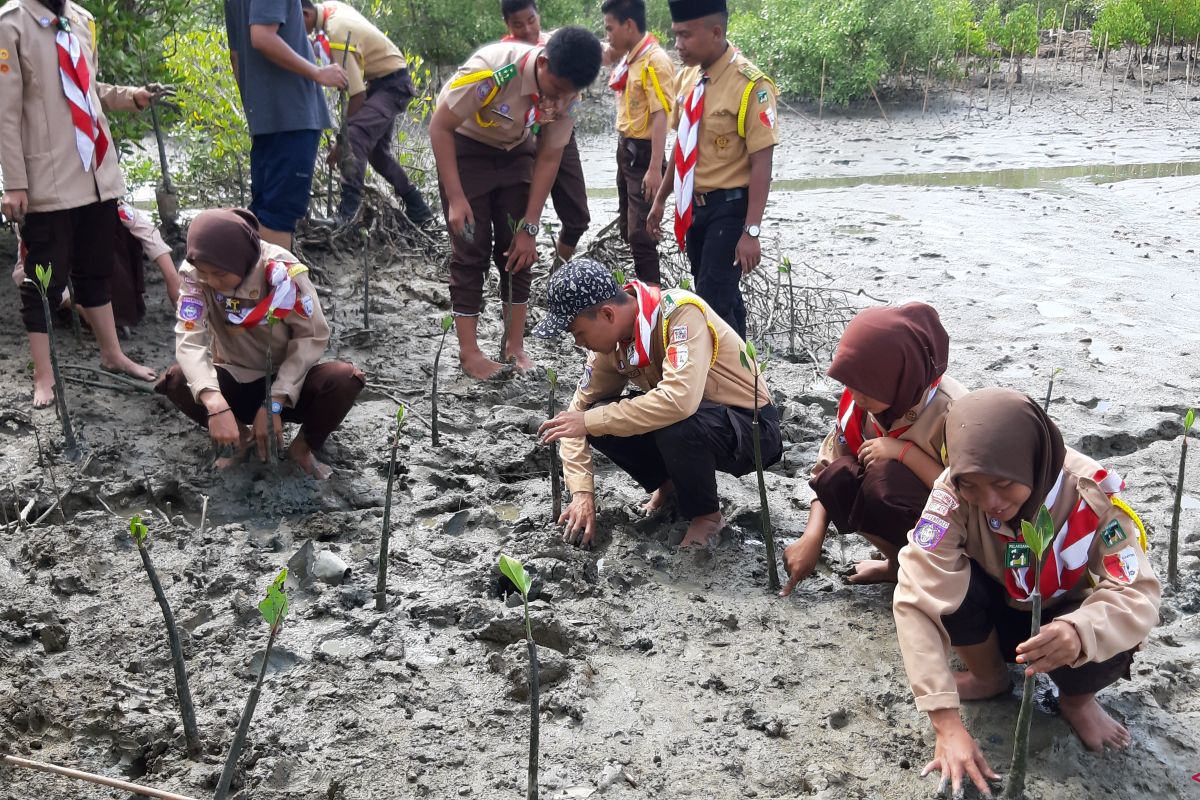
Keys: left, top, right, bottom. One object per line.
{"left": 810, "top": 376, "right": 967, "bottom": 486}
{"left": 312, "top": 1, "right": 404, "bottom": 97}
{"left": 673, "top": 45, "right": 778, "bottom": 193}
{"left": 436, "top": 41, "right": 577, "bottom": 152}
{"left": 894, "top": 447, "right": 1161, "bottom": 713}
{"left": 559, "top": 288, "right": 771, "bottom": 494}
{"left": 615, "top": 35, "right": 674, "bottom": 140}
{"left": 0, "top": 0, "right": 139, "bottom": 213}
{"left": 175, "top": 243, "right": 331, "bottom": 407}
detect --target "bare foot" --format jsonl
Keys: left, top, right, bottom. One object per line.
{"left": 461, "top": 349, "right": 505, "bottom": 380}
{"left": 953, "top": 669, "right": 1011, "bottom": 701}
{"left": 505, "top": 347, "right": 534, "bottom": 371}
{"left": 1059, "top": 693, "right": 1131, "bottom": 752}
{"left": 847, "top": 558, "right": 899, "bottom": 584}
{"left": 641, "top": 481, "right": 675, "bottom": 516}
{"left": 289, "top": 437, "right": 333, "bottom": 480}
{"left": 680, "top": 512, "right": 724, "bottom": 548}
{"left": 32, "top": 373, "right": 56, "bottom": 409}
{"left": 100, "top": 353, "right": 156, "bottom": 382}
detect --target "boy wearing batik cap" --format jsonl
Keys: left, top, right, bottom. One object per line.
{"left": 536, "top": 258, "right": 782, "bottom": 549}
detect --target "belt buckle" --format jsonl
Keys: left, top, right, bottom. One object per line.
{"left": 693, "top": 191, "right": 707, "bottom": 207}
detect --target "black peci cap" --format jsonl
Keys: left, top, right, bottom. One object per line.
{"left": 668, "top": 0, "right": 727, "bottom": 23}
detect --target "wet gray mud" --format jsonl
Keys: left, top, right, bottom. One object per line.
{"left": 1, "top": 64, "right": 1198, "bottom": 800}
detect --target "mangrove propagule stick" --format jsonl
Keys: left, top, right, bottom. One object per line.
{"left": 37, "top": 281, "right": 78, "bottom": 457}
{"left": 548, "top": 379, "right": 561, "bottom": 521}
{"left": 377, "top": 411, "right": 403, "bottom": 611}
{"left": 432, "top": 325, "right": 450, "bottom": 447}
{"left": 753, "top": 372, "right": 780, "bottom": 591}
{"left": 524, "top": 600, "right": 540, "bottom": 800}
{"left": 1, "top": 755, "right": 200, "bottom": 800}
{"left": 214, "top": 622, "right": 279, "bottom": 800}
{"left": 1005, "top": 580, "right": 1043, "bottom": 799}
{"left": 1168, "top": 425, "right": 1190, "bottom": 586}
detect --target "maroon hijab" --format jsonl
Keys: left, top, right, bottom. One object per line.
{"left": 827, "top": 302, "right": 949, "bottom": 428}
{"left": 186, "top": 209, "right": 261, "bottom": 278}
{"left": 945, "top": 388, "right": 1067, "bottom": 524}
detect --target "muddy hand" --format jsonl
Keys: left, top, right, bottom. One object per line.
{"left": 559, "top": 492, "right": 596, "bottom": 548}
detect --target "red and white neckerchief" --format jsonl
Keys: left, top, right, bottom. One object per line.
{"left": 673, "top": 73, "right": 707, "bottom": 248}
{"left": 619, "top": 280, "right": 662, "bottom": 367}
{"left": 311, "top": 6, "right": 333, "bottom": 65}
{"left": 55, "top": 16, "right": 108, "bottom": 173}
{"left": 608, "top": 33, "right": 658, "bottom": 92}
{"left": 231, "top": 261, "right": 309, "bottom": 328}
{"left": 1004, "top": 468, "right": 1126, "bottom": 601}
{"left": 835, "top": 378, "right": 943, "bottom": 455}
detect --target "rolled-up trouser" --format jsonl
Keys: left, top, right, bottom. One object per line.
{"left": 549, "top": 131, "right": 589, "bottom": 248}
{"left": 942, "top": 560, "right": 1137, "bottom": 697}
{"left": 616, "top": 136, "right": 663, "bottom": 284}
{"left": 686, "top": 193, "right": 749, "bottom": 338}
{"left": 439, "top": 133, "right": 536, "bottom": 315}
{"left": 587, "top": 401, "right": 782, "bottom": 519}
{"left": 19, "top": 199, "right": 118, "bottom": 333}
{"left": 810, "top": 454, "right": 930, "bottom": 547}
{"left": 340, "top": 69, "right": 418, "bottom": 218}
{"left": 155, "top": 361, "right": 365, "bottom": 450}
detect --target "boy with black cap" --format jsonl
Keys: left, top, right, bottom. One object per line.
{"left": 647, "top": 0, "right": 778, "bottom": 338}
{"left": 536, "top": 259, "right": 782, "bottom": 549}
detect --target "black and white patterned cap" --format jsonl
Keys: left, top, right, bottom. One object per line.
{"left": 532, "top": 258, "right": 621, "bottom": 339}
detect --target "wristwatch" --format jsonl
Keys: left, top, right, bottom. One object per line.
{"left": 270, "top": 401, "right": 283, "bottom": 415}
{"left": 522, "top": 221, "right": 541, "bottom": 237}
{"left": 743, "top": 224, "right": 761, "bottom": 238}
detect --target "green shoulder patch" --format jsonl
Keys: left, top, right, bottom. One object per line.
{"left": 493, "top": 63, "right": 518, "bottom": 86}
{"left": 1100, "top": 518, "right": 1127, "bottom": 548}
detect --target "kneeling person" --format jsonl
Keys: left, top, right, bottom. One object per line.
{"left": 155, "top": 209, "right": 365, "bottom": 479}
{"left": 536, "top": 259, "right": 781, "bottom": 548}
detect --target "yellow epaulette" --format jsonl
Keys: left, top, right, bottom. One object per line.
{"left": 735, "top": 61, "right": 777, "bottom": 139}
{"left": 328, "top": 41, "right": 364, "bottom": 70}
{"left": 448, "top": 62, "right": 517, "bottom": 128}
{"left": 1111, "top": 496, "right": 1150, "bottom": 552}
{"left": 286, "top": 263, "right": 309, "bottom": 279}
{"left": 658, "top": 290, "right": 718, "bottom": 367}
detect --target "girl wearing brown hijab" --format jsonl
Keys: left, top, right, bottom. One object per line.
{"left": 893, "top": 389, "right": 1160, "bottom": 795}
{"left": 154, "top": 209, "right": 365, "bottom": 480}
{"left": 781, "top": 302, "right": 965, "bottom": 593}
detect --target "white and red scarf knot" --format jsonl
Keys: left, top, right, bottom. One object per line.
{"left": 55, "top": 16, "right": 108, "bottom": 173}
{"left": 673, "top": 73, "right": 707, "bottom": 248}
{"left": 608, "top": 34, "right": 657, "bottom": 92}
{"left": 622, "top": 280, "right": 661, "bottom": 367}
{"left": 231, "top": 260, "right": 307, "bottom": 328}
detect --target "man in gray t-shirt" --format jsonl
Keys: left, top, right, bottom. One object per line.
{"left": 225, "top": 0, "right": 347, "bottom": 246}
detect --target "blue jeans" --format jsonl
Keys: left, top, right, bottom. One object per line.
{"left": 249, "top": 129, "right": 322, "bottom": 233}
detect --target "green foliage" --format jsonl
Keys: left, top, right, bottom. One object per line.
{"left": 258, "top": 569, "right": 289, "bottom": 628}
{"left": 1093, "top": 0, "right": 1151, "bottom": 47}
{"left": 680, "top": 276, "right": 692, "bottom": 290}
{"left": 778, "top": 256, "right": 791, "bottom": 274}
{"left": 739, "top": 340, "right": 760, "bottom": 371}
{"left": 440, "top": 315, "right": 454, "bottom": 333}
{"left": 546, "top": 367, "right": 558, "bottom": 387}
{"left": 997, "top": 3, "right": 1041, "bottom": 56}
{"left": 33, "top": 264, "right": 51, "bottom": 295}
{"left": 1185, "top": 408, "right": 1196, "bottom": 432}
{"left": 129, "top": 514, "right": 148, "bottom": 546}
{"left": 1020, "top": 505, "right": 1057, "bottom": 560}
{"left": 1042, "top": 7, "right": 1062, "bottom": 29}
{"left": 396, "top": 405, "right": 407, "bottom": 427}
{"left": 613, "top": 268, "right": 626, "bottom": 285}
{"left": 499, "top": 554, "right": 532, "bottom": 598}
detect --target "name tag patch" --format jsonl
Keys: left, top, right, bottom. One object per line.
{"left": 927, "top": 488, "right": 958, "bottom": 518}
{"left": 670, "top": 324, "right": 688, "bottom": 343}
{"left": 913, "top": 513, "right": 949, "bottom": 550}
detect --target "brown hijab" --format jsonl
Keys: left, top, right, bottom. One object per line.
{"left": 186, "top": 209, "right": 261, "bottom": 278}
{"left": 945, "top": 388, "right": 1067, "bottom": 524}
{"left": 827, "top": 302, "right": 949, "bottom": 428}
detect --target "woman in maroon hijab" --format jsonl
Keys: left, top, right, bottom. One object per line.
{"left": 781, "top": 302, "right": 965, "bottom": 592}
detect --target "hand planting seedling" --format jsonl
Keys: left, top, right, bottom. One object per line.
{"left": 1004, "top": 505, "right": 1057, "bottom": 800}
{"left": 1168, "top": 407, "right": 1195, "bottom": 587}
{"left": 498, "top": 554, "right": 540, "bottom": 800}
{"left": 546, "top": 368, "right": 562, "bottom": 521}
{"left": 432, "top": 316, "right": 452, "bottom": 446}
{"left": 377, "top": 406, "right": 407, "bottom": 611}
{"left": 27, "top": 265, "right": 78, "bottom": 458}
{"left": 128, "top": 515, "right": 202, "bottom": 759}
{"left": 739, "top": 340, "right": 781, "bottom": 591}
{"left": 215, "top": 569, "right": 289, "bottom": 800}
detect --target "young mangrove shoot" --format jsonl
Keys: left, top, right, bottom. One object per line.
{"left": 1005, "top": 505, "right": 1058, "bottom": 800}
{"left": 1042, "top": 367, "right": 1062, "bottom": 413}
{"left": 1168, "top": 407, "right": 1196, "bottom": 587}
{"left": 432, "top": 316, "right": 452, "bottom": 446}
{"left": 779, "top": 257, "right": 795, "bottom": 357}
{"left": 498, "top": 554, "right": 539, "bottom": 800}
{"left": 546, "top": 368, "right": 562, "bottom": 521}
{"left": 361, "top": 228, "right": 371, "bottom": 330}
{"left": 128, "top": 515, "right": 202, "bottom": 759}
{"left": 377, "top": 406, "right": 407, "bottom": 611}
{"left": 501, "top": 215, "right": 524, "bottom": 363}
{"left": 29, "top": 265, "right": 77, "bottom": 457}
{"left": 215, "top": 569, "right": 289, "bottom": 800}
{"left": 738, "top": 341, "right": 780, "bottom": 591}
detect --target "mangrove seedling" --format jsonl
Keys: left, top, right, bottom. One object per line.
{"left": 501, "top": 214, "right": 524, "bottom": 363}
{"left": 215, "top": 569, "right": 289, "bottom": 800}
{"left": 1168, "top": 408, "right": 1196, "bottom": 587}
{"left": 680, "top": 275, "right": 691, "bottom": 291}
{"left": 498, "top": 554, "right": 539, "bottom": 800}
{"left": 1004, "top": 505, "right": 1058, "bottom": 800}
{"left": 28, "top": 265, "right": 77, "bottom": 457}
{"left": 612, "top": 268, "right": 626, "bottom": 286}
{"left": 738, "top": 340, "right": 780, "bottom": 591}
{"left": 1042, "top": 367, "right": 1062, "bottom": 412}
{"left": 128, "top": 515, "right": 202, "bottom": 759}
{"left": 432, "top": 316, "right": 452, "bottom": 446}
{"left": 377, "top": 406, "right": 407, "bottom": 611}
{"left": 779, "top": 257, "right": 795, "bottom": 357}
{"left": 361, "top": 228, "right": 371, "bottom": 330}
{"left": 546, "top": 368, "right": 562, "bottom": 521}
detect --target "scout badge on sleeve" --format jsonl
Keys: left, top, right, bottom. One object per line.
{"left": 912, "top": 512, "right": 949, "bottom": 550}
{"left": 1101, "top": 546, "right": 1139, "bottom": 584}
{"left": 1100, "top": 518, "right": 1127, "bottom": 548}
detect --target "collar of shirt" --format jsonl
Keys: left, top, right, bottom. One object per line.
{"left": 702, "top": 44, "right": 738, "bottom": 86}
{"left": 313, "top": 3, "right": 327, "bottom": 34}
{"left": 21, "top": 0, "right": 75, "bottom": 27}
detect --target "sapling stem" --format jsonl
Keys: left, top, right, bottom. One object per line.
{"left": 377, "top": 407, "right": 406, "bottom": 611}
{"left": 1168, "top": 408, "right": 1196, "bottom": 587}
{"left": 547, "top": 369, "right": 561, "bottom": 521}
{"left": 128, "top": 516, "right": 202, "bottom": 759}
{"left": 215, "top": 570, "right": 288, "bottom": 800}
{"left": 740, "top": 342, "right": 780, "bottom": 591}
{"left": 499, "top": 555, "right": 538, "bottom": 800}
{"left": 29, "top": 267, "right": 77, "bottom": 458}
{"left": 432, "top": 317, "right": 452, "bottom": 446}
{"left": 361, "top": 230, "right": 370, "bottom": 330}
{"left": 1042, "top": 367, "right": 1061, "bottom": 412}
{"left": 500, "top": 215, "right": 524, "bottom": 363}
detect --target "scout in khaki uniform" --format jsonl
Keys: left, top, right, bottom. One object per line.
{"left": 780, "top": 303, "right": 966, "bottom": 592}
{"left": 430, "top": 27, "right": 601, "bottom": 380}
{"left": 501, "top": 0, "right": 591, "bottom": 262}
{"left": 0, "top": 0, "right": 162, "bottom": 407}
{"left": 602, "top": 0, "right": 674, "bottom": 285}
{"left": 648, "top": 0, "right": 777, "bottom": 338}
{"left": 301, "top": 0, "right": 432, "bottom": 224}
{"left": 535, "top": 259, "right": 782, "bottom": 549}
{"left": 155, "top": 209, "right": 365, "bottom": 480}
{"left": 894, "top": 389, "right": 1161, "bottom": 794}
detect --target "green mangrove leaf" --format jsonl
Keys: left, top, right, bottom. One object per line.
{"left": 1022, "top": 505, "right": 1056, "bottom": 560}
{"left": 739, "top": 351, "right": 749, "bottom": 370}
{"left": 546, "top": 367, "right": 557, "bottom": 387}
{"left": 498, "top": 553, "right": 531, "bottom": 597}
{"left": 1186, "top": 408, "right": 1196, "bottom": 432}
{"left": 35, "top": 264, "right": 51, "bottom": 293}
{"left": 258, "top": 568, "right": 289, "bottom": 627}
{"left": 745, "top": 340, "right": 757, "bottom": 362}
{"left": 613, "top": 269, "right": 626, "bottom": 286}
{"left": 440, "top": 315, "right": 453, "bottom": 333}
{"left": 129, "top": 514, "right": 148, "bottom": 546}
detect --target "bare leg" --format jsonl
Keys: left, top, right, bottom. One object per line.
{"left": 642, "top": 480, "right": 675, "bottom": 515}
{"left": 258, "top": 225, "right": 292, "bottom": 250}
{"left": 680, "top": 511, "right": 724, "bottom": 548}
{"left": 1058, "top": 693, "right": 1131, "bottom": 751}
{"left": 503, "top": 303, "right": 534, "bottom": 370}
{"left": 27, "top": 332, "right": 55, "bottom": 409}
{"left": 77, "top": 304, "right": 156, "bottom": 381}
{"left": 454, "top": 314, "right": 504, "bottom": 380}
{"left": 952, "top": 630, "right": 1012, "bottom": 700}
{"left": 848, "top": 533, "right": 901, "bottom": 584}
{"left": 289, "top": 435, "right": 333, "bottom": 480}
